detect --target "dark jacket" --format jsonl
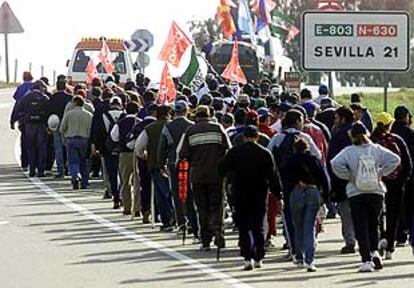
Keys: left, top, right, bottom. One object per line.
{"left": 117, "top": 115, "right": 139, "bottom": 153}
{"left": 179, "top": 118, "right": 231, "bottom": 184}
{"left": 158, "top": 116, "right": 194, "bottom": 167}
{"left": 48, "top": 91, "right": 73, "bottom": 120}
{"left": 327, "top": 123, "right": 353, "bottom": 202}
{"left": 145, "top": 119, "right": 170, "bottom": 172}
{"left": 315, "top": 108, "right": 335, "bottom": 132}
{"left": 10, "top": 90, "right": 49, "bottom": 125}
{"left": 285, "top": 151, "right": 331, "bottom": 201}
{"left": 13, "top": 81, "right": 34, "bottom": 102}
{"left": 391, "top": 121, "right": 414, "bottom": 162}
{"left": 371, "top": 131, "right": 413, "bottom": 186}
{"left": 219, "top": 141, "right": 282, "bottom": 212}
{"left": 90, "top": 99, "right": 110, "bottom": 147}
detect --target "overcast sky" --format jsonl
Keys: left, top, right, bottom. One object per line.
{"left": 1, "top": 0, "right": 217, "bottom": 82}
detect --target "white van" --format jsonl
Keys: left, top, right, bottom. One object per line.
{"left": 67, "top": 37, "right": 135, "bottom": 85}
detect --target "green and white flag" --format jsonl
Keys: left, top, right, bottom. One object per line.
{"left": 270, "top": 10, "right": 294, "bottom": 38}
{"left": 180, "top": 46, "right": 204, "bottom": 93}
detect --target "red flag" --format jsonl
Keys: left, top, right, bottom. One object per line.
{"left": 85, "top": 59, "right": 98, "bottom": 84}
{"left": 287, "top": 24, "right": 300, "bottom": 42}
{"left": 159, "top": 63, "right": 177, "bottom": 104}
{"left": 221, "top": 40, "right": 247, "bottom": 84}
{"left": 98, "top": 40, "right": 114, "bottom": 74}
{"left": 215, "top": 0, "right": 237, "bottom": 39}
{"left": 159, "top": 21, "right": 192, "bottom": 68}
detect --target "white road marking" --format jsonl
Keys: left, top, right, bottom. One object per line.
{"left": 14, "top": 138, "right": 252, "bottom": 288}
{"left": 0, "top": 221, "right": 9, "bottom": 226}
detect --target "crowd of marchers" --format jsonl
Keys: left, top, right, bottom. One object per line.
{"left": 9, "top": 71, "right": 414, "bottom": 273}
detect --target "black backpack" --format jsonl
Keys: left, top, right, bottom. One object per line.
{"left": 272, "top": 132, "right": 300, "bottom": 172}
{"left": 27, "top": 96, "right": 46, "bottom": 123}
{"left": 104, "top": 112, "right": 121, "bottom": 155}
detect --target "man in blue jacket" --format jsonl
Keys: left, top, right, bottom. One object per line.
{"left": 11, "top": 81, "right": 49, "bottom": 177}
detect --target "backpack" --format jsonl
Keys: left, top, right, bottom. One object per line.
{"left": 27, "top": 96, "right": 46, "bottom": 123}
{"left": 377, "top": 134, "right": 403, "bottom": 181}
{"left": 355, "top": 146, "right": 379, "bottom": 191}
{"left": 104, "top": 111, "right": 121, "bottom": 155}
{"left": 272, "top": 132, "right": 300, "bottom": 172}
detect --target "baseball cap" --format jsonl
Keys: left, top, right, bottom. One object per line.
{"left": 376, "top": 112, "right": 394, "bottom": 126}
{"left": 110, "top": 96, "right": 122, "bottom": 105}
{"left": 175, "top": 100, "right": 188, "bottom": 112}
{"left": 318, "top": 84, "right": 329, "bottom": 95}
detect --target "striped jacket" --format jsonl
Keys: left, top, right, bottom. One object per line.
{"left": 178, "top": 118, "right": 231, "bottom": 184}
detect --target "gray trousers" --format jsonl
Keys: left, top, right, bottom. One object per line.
{"left": 119, "top": 152, "right": 140, "bottom": 213}
{"left": 337, "top": 199, "right": 356, "bottom": 246}
{"left": 101, "top": 157, "right": 111, "bottom": 195}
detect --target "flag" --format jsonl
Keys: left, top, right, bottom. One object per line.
{"left": 159, "top": 21, "right": 192, "bottom": 68}
{"left": 252, "top": 0, "right": 277, "bottom": 13}
{"left": 215, "top": 0, "right": 236, "bottom": 39}
{"left": 98, "top": 40, "right": 114, "bottom": 75}
{"left": 85, "top": 59, "right": 98, "bottom": 84}
{"left": 256, "top": 0, "right": 272, "bottom": 32}
{"left": 270, "top": 10, "right": 294, "bottom": 38}
{"left": 180, "top": 46, "right": 204, "bottom": 93}
{"left": 159, "top": 63, "right": 177, "bottom": 104}
{"left": 287, "top": 24, "right": 300, "bottom": 42}
{"left": 221, "top": 40, "right": 247, "bottom": 84}
{"left": 238, "top": 0, "right": 255, "bottom": 43}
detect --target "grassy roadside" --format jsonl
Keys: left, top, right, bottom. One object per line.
{"left": 0, "top": 81, "right": 18, "bottom": 89}
{"left": 336, "top": 89, "right": 414, "bottom": 122}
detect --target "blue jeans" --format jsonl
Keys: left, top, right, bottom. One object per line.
{"left": 66, "top": 137, "right": 88, "bottom": 187}
{"left": 53, "top": 130, "right": 64, "bottom": 174}
{"left": 25, "top": 123, "right": 47, "bottom": 174}
{"left": 290, "top": 187, "right": 321, "bottom": 265}
{"left": 152, "top": 170, "right": 174, "bottom": 226}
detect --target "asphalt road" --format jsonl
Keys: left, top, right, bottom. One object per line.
{"left": 0, "top": 89, "right": 413, "bottom": 288}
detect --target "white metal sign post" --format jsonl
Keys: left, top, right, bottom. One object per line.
{"left": 301, "top": 11, "right": 410, "bottom": 72}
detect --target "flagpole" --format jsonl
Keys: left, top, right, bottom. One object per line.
{"left": 196, "top": 49, "right": 238, "bottom": 101}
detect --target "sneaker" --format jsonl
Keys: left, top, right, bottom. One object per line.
{"left": 385, "top": 251, "right": 393, "bottom": 260}
{"left": 371, "top": 251, "right": 384, "bottom": 270}
{"left": 199, "top": 244, "right": 211, "bottom": 252}
{"left": 134, "top": 211, "right": 141, "bottom": 218}
{"left": 293, "top": 257, "right": 304, "bottom": 267}
{"left": 378, "top": 239, "right": 388, "bottom": 257}
{"left": 29, "top": 172, "right": 36, "bottom": 177}
{"left": 254, "top": 260, "right": 263, "bottom": 268}
{"left": 244, "top": 260, "right": 254, "bottom": 271}
{"left": 306, "top": 263, "right": 317, "bottom": 272}
{"left": 359, "top": 262, "right": 374, "bottom": 272}
{"left": 340, "top": 244, "right": 356, "bottom": 254}
{"left": 396, "top": 241, "right": 406, "bottom": 247}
